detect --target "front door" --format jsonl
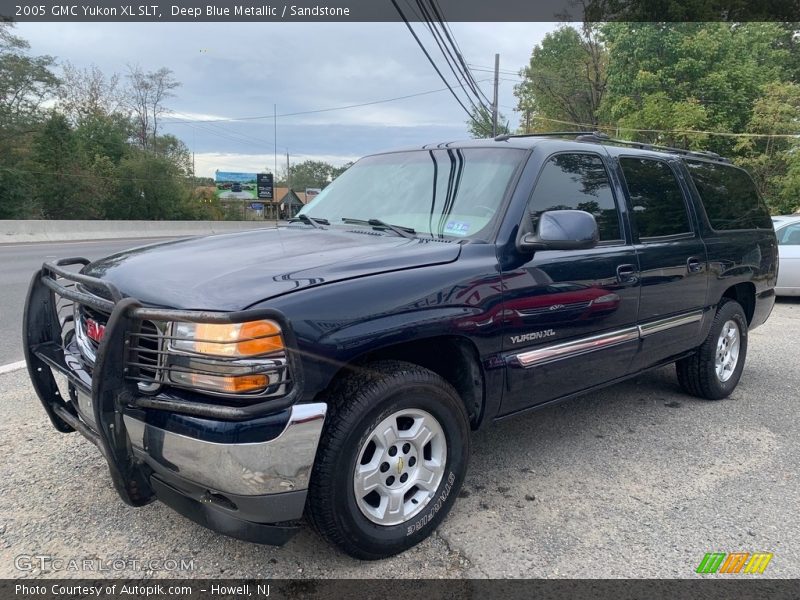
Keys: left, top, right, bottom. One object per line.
{"left": 499, "top": 151, "right": 641, "bottom": 416}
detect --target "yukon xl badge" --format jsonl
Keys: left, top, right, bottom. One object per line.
{"left": 510, "top": 329, "right": 556, "bottom": 345}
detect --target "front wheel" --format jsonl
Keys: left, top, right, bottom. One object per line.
{"left": 306, "top": 360, "right": 470, "bottom": 560}
{"left": 676, "top": 298, "right": 748, "bottom": 400}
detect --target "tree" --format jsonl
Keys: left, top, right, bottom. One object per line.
{"left": 57, "top": 62, "right": 123, "bottom": 123}
{"left": 735, "top": 81, "right": 800, "bottom": 213}
{"left": 599, "top": 22, "right": 790, "bottom": 152}
{"left": 125, "top": 65, "right": 180, "bottom": 151}
{"left": 0, "top": 23, "right": 59, "bottom": 218}
{"left": 111, "top": 150, "right": 190, "bottom": 220}
{"left": 466, "top": 105, "right": 509, "bottom": 138}
{"left": 0, "top": 23, "right": 59, "bottom": 128}
{"left": 514, "top": 24, "right": 607, "bottom": 132}
{"left": 288, "top": 160, "right": 336, "bottom": 191}
{"left": 29, "top": 112, "right": 99, "bottom": 219}
{"left": 331, "top": 161, "right": 353, "bottom": 179}
{"left": 74, "top": 112, "right": 131, "bottom": 164}
{"left": 155, "top": 133, "right": 192, "bottom": 175}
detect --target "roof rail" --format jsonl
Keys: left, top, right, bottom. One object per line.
{"left": 494, "top": 131, "right": 592, "bottom": 142}
{"left": 493, "top": 130, "right": 731, "bottom": 163}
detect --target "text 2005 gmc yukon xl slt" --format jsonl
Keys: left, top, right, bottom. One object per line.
{"left": 24, "top": 133, "right": 778, "bottom": 559}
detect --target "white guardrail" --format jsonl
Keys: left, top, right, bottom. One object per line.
{"left": 0, "top": 220, "right": 283, "bottom": 244}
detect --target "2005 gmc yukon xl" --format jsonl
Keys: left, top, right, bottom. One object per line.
{"left": 24, "top": 133, "right": 778, "bottom": 559}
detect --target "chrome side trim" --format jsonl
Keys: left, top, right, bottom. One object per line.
{"left": 514, "top": 327, "right": 639, "bottom": 368}
{"left": 512, "top": 309, "right": 705, "bottom": 369}
{"left": 124, "top": 402, "right": 327, "bottom": 496}
{"left": 637, "top": 309, "right": 704, "bottom": 337}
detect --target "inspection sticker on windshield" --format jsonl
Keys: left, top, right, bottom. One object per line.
{"left": 444, "top": 221, "right": 470, "bottom": 236}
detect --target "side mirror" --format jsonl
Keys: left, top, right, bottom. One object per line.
{"left": 518, "top": 209, "right": 599, "bottom": 253}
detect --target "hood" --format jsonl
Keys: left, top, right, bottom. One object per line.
{"left": 82, "top": 226, "right": 462, "bottom": 310}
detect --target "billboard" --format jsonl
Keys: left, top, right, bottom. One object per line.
{"left": 214, "top": 171, "right": 267, "bottom": 200}
{"left": 257, "top": 173, "right": 274, "bottom": 200}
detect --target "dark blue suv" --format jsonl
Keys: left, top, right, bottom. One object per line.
{"left": 24, "top": 133, "right": 778, "bottom": 559}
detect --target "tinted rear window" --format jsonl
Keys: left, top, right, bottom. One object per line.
{"left": 619, "top": 157, "right": 692, "bottom": 239}
{"left": 684, "top": 160, "right": 772, "bottom": 230}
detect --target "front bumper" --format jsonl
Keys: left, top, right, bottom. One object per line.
{"left": 23, "top": 258, "right": 325, "bottom": 545}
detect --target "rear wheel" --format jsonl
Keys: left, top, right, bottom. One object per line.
{"left": 676, "top": 298, "right": 748, "bottom": 400}
{"left": 306, "top": 360, "right": 470, "bottom": 560}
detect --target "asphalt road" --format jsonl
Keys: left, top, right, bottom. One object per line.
{"left": 0, "top": 299, "right": 797, "bottom": 579}
{"left": 0, "top": 238, "right": 180, "bottom": 365}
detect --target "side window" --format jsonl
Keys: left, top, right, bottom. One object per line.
{"left": 778, "top": 223, "right": 800, "bottom": 245}
{"left": 620, "top": 157, "right": 692, "bottom": 239}
{"left": 684, "top": 159, "right": 773, "bottom": 230}
{"left": 528, "top": 153, "right": 622, "bottom": 242}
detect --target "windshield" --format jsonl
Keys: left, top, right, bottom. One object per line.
{"left": 297, "top": 148, "right": 525, "bottom": 240}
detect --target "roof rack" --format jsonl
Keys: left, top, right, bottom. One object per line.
{"left": 494, "top": 131, "right": 590, "bottom": 142}
{"left": 494, "top": 131, "right": 731, "bottom": 163}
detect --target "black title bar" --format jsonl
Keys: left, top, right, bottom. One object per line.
{"left": 4, "top": 579, "right": 800, "bottom": 600}
{"left": 2, "top": 0, "right": 799, "bottom": 22}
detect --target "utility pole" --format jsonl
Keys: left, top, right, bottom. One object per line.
{"left": 491, "top": 53, "right": 499, "bottom": 137}
{"left": 284, "top": 150, "right": 291, "bottom": 220}
{"left": 273, "top": 104, "right": 277, "bottom": 221}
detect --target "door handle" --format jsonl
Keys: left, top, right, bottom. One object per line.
{"left": 687, "top": 257, "right": 704, "bottom": 273}
{"left": 616, "top": 263, "right": 639, "bottom": 285}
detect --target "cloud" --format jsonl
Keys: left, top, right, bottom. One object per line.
{"left": 15, "top": 21, "right": 556, "bottom": 161}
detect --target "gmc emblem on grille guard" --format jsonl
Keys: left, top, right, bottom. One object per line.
{"left": 85, "top": 318, "right": 106, "bottom": 343}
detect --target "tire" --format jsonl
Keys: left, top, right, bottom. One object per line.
{"left": 676, "top": 298, "right": 748, "bottom": 400}
{"left": 306, "top": 360, "right": 471, "bottom": 560}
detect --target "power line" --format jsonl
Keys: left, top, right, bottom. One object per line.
{"left": 432, "top": 5, "right": 494, "bottom": 108}
{"left": 390, "top": 0, "right": 478, "bottom": 124}
{"left": 523, "top": 114, "right": 800, "bottom": 138}
{"left": 161, "top": 79, "right": 489, "bottom": 126}
{"left": 422, "top": 0, "right": 493, "bottom": 110}
{"left": 411, "top": 0, "right": 487, "bottom": 115}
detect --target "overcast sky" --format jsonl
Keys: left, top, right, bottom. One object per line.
{"left": 16, "top": 22, "right": 558, "bottom": 177}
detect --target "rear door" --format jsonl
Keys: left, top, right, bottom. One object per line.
{"left": 499, "top": 151, "right": 641, "bottom": 415}
{"left": 615, "top": 155, "right": 709, "bottom": 369}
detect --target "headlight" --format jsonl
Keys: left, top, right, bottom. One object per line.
{"left": 171, "top": 320, "right": 284, "bottom": 357}
{"left": 167, "top": 319, "right": 286, "bottom": 395}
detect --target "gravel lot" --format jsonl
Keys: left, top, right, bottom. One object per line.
{"left": 1, "top": 299, "right": 798, "bottom": 579}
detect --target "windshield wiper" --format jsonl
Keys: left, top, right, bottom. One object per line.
{"left": 342, "top": 217, "right": 416, "bottom": 239}
{"left": 289, "top": 214, "right": 329, "bottom": 228}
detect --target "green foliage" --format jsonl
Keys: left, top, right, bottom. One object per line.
{"left": 514, "top": 21, "right": 800, "bottom": 214}
{"left": 515, "top": 25, "right": 607, "bottom": 132}
{"left": 601, "top": 22, "right": 789, "bottom": 154}
{"left": 0, "top": 24, "right": 215, "bottom": 221}
{"left": 734, "top": 81, "right": 800, "bottom": 214}
{"left": 111, "top": 150, "right": 192, "bottom": 220}
{"left": 288, "top": 160, "right": 338, "bottom": 191}
{"left": 0, "top": 23, "right": 59, "bottom": 128}
{"left": 466, "top": 105, "right": 509, "bottom": 138}
{"left": 29, "top": 112, "right": 96, "bottom": 219}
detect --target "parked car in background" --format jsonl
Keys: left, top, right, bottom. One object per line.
{"left": 773, "top": 215, "right": 800, "bottom": 296}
